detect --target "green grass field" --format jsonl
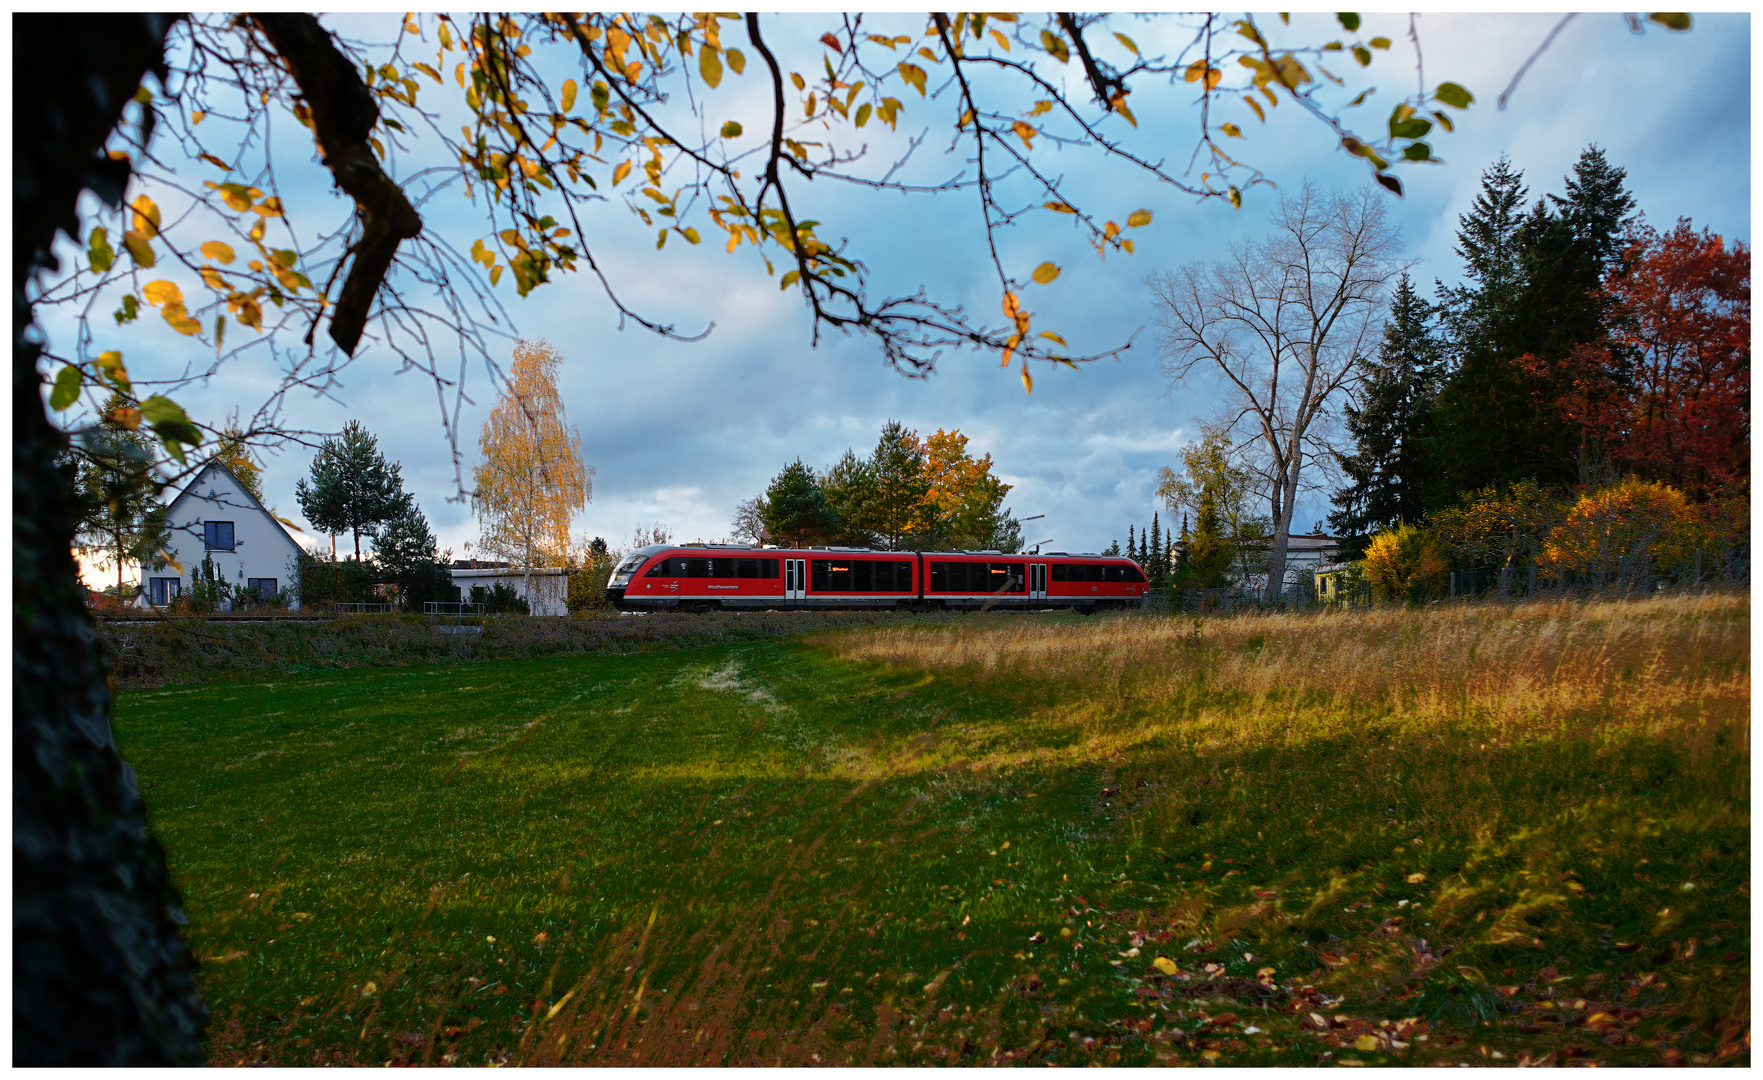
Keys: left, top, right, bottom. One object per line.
{"left": 112, "top": 597, "right": 1749, "bottom": 1066}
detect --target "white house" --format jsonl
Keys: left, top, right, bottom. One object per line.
{"left": 449, "top": 564, "right": 569, "bottom": 616}
{"left": 141, "top": 461, "right": 305, "bottom": 609}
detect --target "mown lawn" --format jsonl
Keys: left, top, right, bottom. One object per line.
{"left": 112, "top": 596, "right": 1749, "bottom": 1066}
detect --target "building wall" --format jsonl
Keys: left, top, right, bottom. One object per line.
{"left": 449, "top": 568, "right": 569, "bottom": 617}
{"left": 143, "top": 464, "right": 306, "bottom": 609}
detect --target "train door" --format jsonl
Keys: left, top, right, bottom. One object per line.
{"left": 784, "top": 558, "right": 806, "bottom": 604}
{"left": 1029, "top": 562, "right": 1047, "bottom": 601}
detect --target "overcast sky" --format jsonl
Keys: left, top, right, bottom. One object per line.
{"left": 45, "top": 12, "right": 1751, "bottom": 571}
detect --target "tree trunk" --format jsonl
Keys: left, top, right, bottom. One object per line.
{"left": 13, "top": 14, "right": 207, "bottom": 1064}
{"left": 1265, "top": 460, "right": 1299, "bottom": 606}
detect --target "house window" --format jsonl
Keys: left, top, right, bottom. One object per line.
{"left": 149, "top": 578, "right": 180, "bottom": 606}
{"left": 247, "top": 578, "right": 277, "bottom": 601}
{"left": 204, "top": 520, "right": 235, "bottom": 550}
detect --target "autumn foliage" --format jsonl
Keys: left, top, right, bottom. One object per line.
{"left": 473, "top": 339, "right": 590, "bottom": 568}
{"left": 1362, "top": 523, "right": 1449, "bottom": 603}
{"left": 1541, "top": 477, "right": 1699, "bottom": 582}
{"left": 1521, "top": 219, "right": 1750, "bottom": 498}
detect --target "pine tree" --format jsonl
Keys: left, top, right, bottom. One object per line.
{"left": 1329, "top": 275, "right": 1445, "bottom": 558}
{"left": 762, "top": 459, "right": 840, "bottom": 547}
{"left": 1127, "top": 524, "right": 1135, "bottom": 564}
{"left": 296, "top": 420, "right": 406, "bottom": 561}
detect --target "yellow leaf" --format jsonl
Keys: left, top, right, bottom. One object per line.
{"left": 1353, "top": 1034, "right": 1380, "bottom": 1052}
{"left": 200, "top": 240, "right": 236, "bottom": 264}
{"left": 1406, "top": 872, "right": 1426, "bottom": 884}
{"left": 726, "top": 48, "right": 745, "bottom": 74}
{"left": 1127, "top": 209, "right": 1153, "bottom": 228}
{"left": 218, "top": 183, "right": 253, "bottom": 212}
{"left": 191, "top": 109, "right": 206, "bottom": 125}
{"left": 1020, "top": 365, "right": 1033, "bottom": 394}
{"left": 161, "top": 302, "right": 202, "bottom": 336}
{"left": 1122, "top": 238, "right": 1133, "bottom": 254}
{"left": 1031, "top": 261, "right": 1060, "bottom": 284}
{"left": 130, "top": 195, "right": 161, "bottom": 237}
{"left": 560, "top": 79, "right": 578, "bottom": 112}
{"left": 1153, "top": 956, "right": 1180, "bottom": 975}
{"left": 1043, "top": 201, "right": 1076, "bottom": 214}
{"left": 141, "top": 280, "right": 183, "bottom": 307}
{"left": 1011, "top": 120, "right": 1035, "bottom": 147}
{"left": 1038, "top": 331, "right": 1067, "bottom": 345}
{"left": 1000, "top": 332, "right": 1019, "bottom": 367}
{"left": 612, "top": 160, "right": 631, "bottom": 186}
{"left": 699, "top": 45, "right": 723, "bottom": 88}
{"left": 1001, "top": 291, "right": 1020, "bottom": 320}
{"left": 990, "top": 28, "right": 1009, "bottom": 51}
{"left": 1220, "top": 123, "right": 1241, "bottom": 137}
{"left": 95, "top": 350, "right": 129, "bottom": 387}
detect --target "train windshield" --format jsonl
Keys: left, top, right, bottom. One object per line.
{"left": 614, "top": 554, "right": 648, "bottom": 574}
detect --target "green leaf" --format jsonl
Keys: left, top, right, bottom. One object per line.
{"left": 1401, "top": 141, "right": 1433, "bottom": 161}
{"left": 1431, "top": 110, "right": 1454, "bottom": 133}
{"left": 122, "top": 231, "right": 155, "bottom": 268}
{"left": 87, "top": 227, "right": 114, "bottom": 273}
{"left": 114, "top": 294, "right": 140, "bottom": 325}
{"left": 720, "top": 120, "right": 743, "bottom": 138}
{"left": 214, "top": 313, "right": 226, "bottom": 355}
{"left": 780, "top": 269, "right": 801, "bottom": 291}
{"left": 1039, "top": 29, "right": 1070, "bottom": 63}
{"left": 140, "top": 395, "right": 204, "bottom": 459}
{"left": 699, "top": 45, "right": 723, "bottom": 88}
{"left": 1336, "top": 12, "right": 1361, "bottom": 32}
{"left": 1368, "top": 36, "right": 1391, "bottom": 49}
{"left": 1433, "top": 82, "right": 1474, "bottom": 108}
{"left": 1648, "top": 12, "right": 1692, "bottom": 31}
{"left": 1390, "top": 116, "right": 1432, "bottom": 140}
{"left": 1113, "top": 32, "right": 1140, "bottom": 56}
{"left": 726, "top": 48, "right": 746, "bottom": 75}
{"left": 855, "top": 103, "right": 872, "bottom": 128}
{"left": 1352, "top": 45, "right": 1371, "bottom": 66}
{"left": 49, "top": 364, "right": 81, "bottom": 410}
{"left": 1031, "top": 262, "right": 1060, "bottom": 284}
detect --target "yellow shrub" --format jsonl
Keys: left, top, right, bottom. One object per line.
{"left": 1543, "top": 478, "right": 1698, "bottom": 580}
{"left": 1362, "top": 524, "right": 1449, "bottom": 603}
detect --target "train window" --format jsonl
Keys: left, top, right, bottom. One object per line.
{"left": 1000, "top": 562, "right": 1026, "bottom": 593}
{"left": 1127, "top": 564, "right": 1146, "bottom": 583}
{"left": 893, "top": 560, "right": 913, "bottom": 591}
{"left": 617, "top": 553, "right": 648, "bottom": 574}
{"left": 852, "top": 560, "right": 874, "bottom": 591}
{"left": 811, "top": 559, "right": 854, "bottom": 592}
{"left": 929, "top": 562, "right": 946, "bottom": 590}
{"left": 734, "top": 558, "right": 778, "bottom": 579}
{"left": 645, "top": 558, "right": 673, "bottom": 577}
{"left": 1051, "top": 564, "right": 1068, "bottom": 583}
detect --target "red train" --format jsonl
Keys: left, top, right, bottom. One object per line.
{"left": 605, "top": 544, "right": 1149, "bottom": 613}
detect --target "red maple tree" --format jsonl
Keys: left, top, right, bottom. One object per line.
{"left": 1540, "top": 220, "right": 1751, "bottom": 498}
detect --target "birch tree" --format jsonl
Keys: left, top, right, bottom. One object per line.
{"left": 472, "top": 339, "right": 590, "bottom": 577}
{"left": 1152, "top": 184, "right": 1402, "bottom": 601}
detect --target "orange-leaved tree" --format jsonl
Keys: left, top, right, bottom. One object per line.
{"left": 917, "top": 429, "right": 1017, "bottom": 550}
{"left": 1362, "top": 523, "right": 1448, "bottom": 604}
{"left": 472, "top": 339, "right": 591, "bottom": 575}
{"left": 1540, "top": 477, "right": 1698, "bottom": 588}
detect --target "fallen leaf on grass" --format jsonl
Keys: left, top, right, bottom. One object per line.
{"left": 1353, "top": 1034, "right": 1380, "bottom": 1052}
{"left": 1152, "top": 956, "right": 1180, "bottom": 975}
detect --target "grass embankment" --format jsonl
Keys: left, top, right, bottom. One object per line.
{"left": 111, "top": 595, "right": 1749, "bottom": 1066}
{"left": 97, "top": 610, "right": 924, "bottom": 688}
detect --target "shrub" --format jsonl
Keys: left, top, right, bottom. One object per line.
{"left": 1363, "top": 524, "right": 1449, "bottom": 604}
{"left": 471, "top": 583, "right": 531, "bottom": 615}
{"left": 1542, "top": 477, "right": 1699, "bottom": 588}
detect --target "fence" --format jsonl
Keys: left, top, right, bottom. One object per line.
{"left": 423, "top": 601, "right": 486, "bottom": 616}
{"left": 335, "top": 602, "right": 392, "bottom": 614}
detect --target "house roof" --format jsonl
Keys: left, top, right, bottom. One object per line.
{"left": 162, "top": 460, "right": 304, "bottom": 554}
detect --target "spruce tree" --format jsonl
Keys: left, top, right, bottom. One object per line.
{"left": 1434, "top": 148, "right": 1638, "bottom": 496}
{"left": 1329, "top": 275, "right": 1445, "bottom": 558}
{"left": 1148, "top": 513, "right": 1164, "bottom": 586}
{"left": 1127, "top": 524, "right": 1135, "bottom": 565}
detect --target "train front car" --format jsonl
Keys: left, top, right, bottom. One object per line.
{"left": 611, "top": 545, "right": 790, "bottom": 612}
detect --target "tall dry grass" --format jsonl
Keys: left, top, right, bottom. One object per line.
{"left": 821, "top": 595, "right": 1750, "bottom": 755}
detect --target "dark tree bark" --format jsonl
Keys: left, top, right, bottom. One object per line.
{"left": 13, "top": 13, "right": 208, "bottom": 1065}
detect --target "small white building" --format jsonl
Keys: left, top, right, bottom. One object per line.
{"left": 141, "top": 461, "right": 305, "bottom": 609}
{"left": 449, "top": 565, "right": 569, "bottom": 617}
